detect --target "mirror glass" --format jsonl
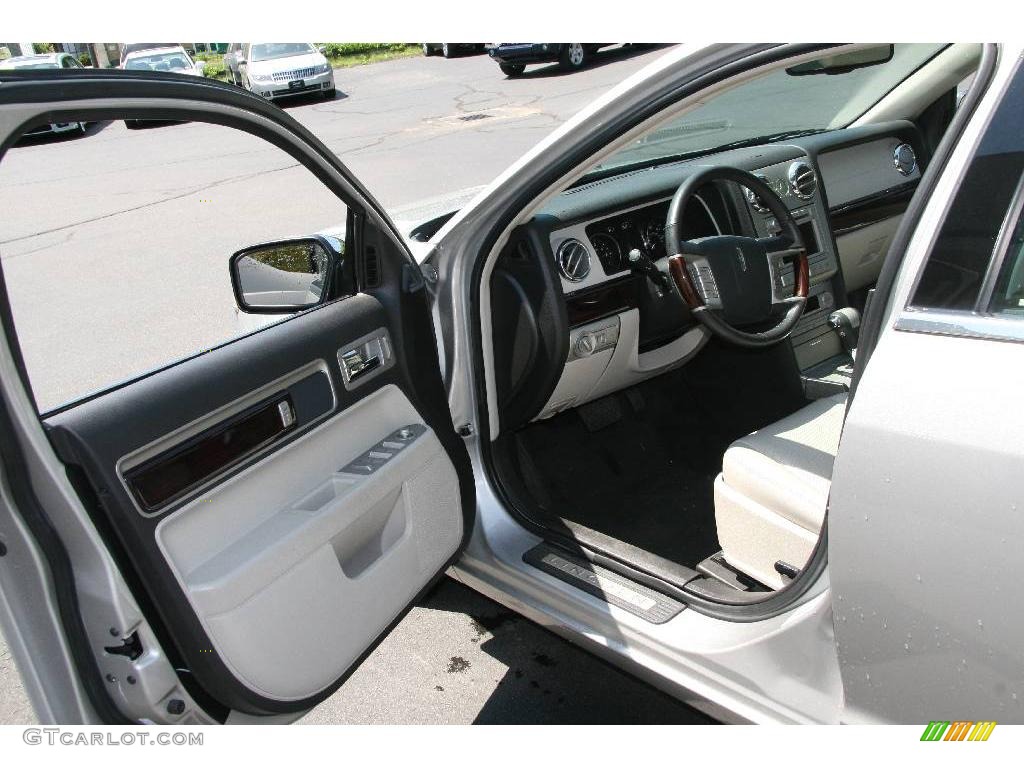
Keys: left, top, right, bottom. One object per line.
{"left": 234, "top": 239, "right": 331, "bottom": 310}
{"left": 786, "top": 45, "right": 895, "bottom": 76}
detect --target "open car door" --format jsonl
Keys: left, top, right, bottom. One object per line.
{"left": 0, "top": 70, "right": 473, "bottom": 723}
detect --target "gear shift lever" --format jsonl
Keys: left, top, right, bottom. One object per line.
{"left": 828, "top": 307, "right": 861, "bottom": 355}
{"left": 627, "top": 248, "right": 669, "bottom": 292}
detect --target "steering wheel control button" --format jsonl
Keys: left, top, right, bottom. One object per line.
{"left": 688, "top": 261, "right": 720, "bottom": 303}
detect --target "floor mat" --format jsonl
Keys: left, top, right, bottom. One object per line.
{"left": 513, "top": 385, "right": 722, "bottom": 568}
{"left": 507, "top": 338, "right": 809, "bottom": 570}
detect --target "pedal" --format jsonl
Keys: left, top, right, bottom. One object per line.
{"left": 577, "top": 395, "right": 623, "bottom": 432}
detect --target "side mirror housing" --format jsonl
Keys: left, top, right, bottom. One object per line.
{"left": 229, "top": 235, "right": 340, "bottom": 314}
{"left": 317, "top": 45, "right": 326, "bottom": 54}
{"left": 237, "top": 57, "right": 247, "bottom": 66}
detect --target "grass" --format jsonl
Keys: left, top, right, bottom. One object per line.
{"left": 194, "top": 44, "right": 422, "bottom": 83}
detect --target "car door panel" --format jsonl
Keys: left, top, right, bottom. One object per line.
{"left": 44, "top": 286, "right": 468, "bottom": 714}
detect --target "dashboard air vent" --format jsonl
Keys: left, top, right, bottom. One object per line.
{"left": 893, "top": 143, "right": 917, "bottom": 176}
{"left": 788, "top": 161, "right": 817, "bottom": 200}
{"left": 556, "top": 238, "right": 591, "bottom": 282}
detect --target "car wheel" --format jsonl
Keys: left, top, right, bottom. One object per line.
{"left": 442, "top": 44, "right": 452, "bottom": 58}
{"left": 560, "top": 43, "right": 588, "bottom": 70}
{"left": 78, "top": 122, "right": 87, "bottom": 135}
{"left": 422, "top": 44, "right": 433, "bottom": 57}
{"left": 499, "top": 63, "right": 525, "bottom": 77}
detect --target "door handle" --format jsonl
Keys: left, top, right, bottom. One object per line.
{"left": 338, "top": 330, "right": 393, "bottom": 388}
{"left": 340, "top": 349, "right": 381, "bottom": 381}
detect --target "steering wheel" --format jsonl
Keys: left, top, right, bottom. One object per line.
{"left": 660, "top": 166, "right": 809, "bottom": 348}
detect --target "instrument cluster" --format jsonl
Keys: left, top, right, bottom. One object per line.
{"left": 584, "top": 201, "right": 672, "bottom": 275}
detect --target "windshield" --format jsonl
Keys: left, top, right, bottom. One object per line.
{"left": 125, "top": 51, "right": 192, "bottom": 71}
{"left": 593, "top": 44, "right": 948, "bottom": 174}
{"left": 249, "top": 43, "right": 315, "bottom": 62}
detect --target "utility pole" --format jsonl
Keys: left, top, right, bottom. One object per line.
{"left": 88, "top": 43, "right": 112, "bottom": 69}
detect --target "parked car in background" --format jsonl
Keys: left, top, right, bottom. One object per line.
{"left": 0, "top": 52, "right": 86, "bottom": 71}
{"left": 234, "top": 43, "right": 336, "bottom": 101}
{"left": 120, "top": 46, "right": 206, "bottom": 128}
{"left": 119, "top": 43, "right": 177, "bottom": 61}
{"left": 421, "top": 43, "right": 486, "bottom": 58}
{"left": 121, "top": 45, "right": 205, "bottom": 77}
{"left": 0, "top": 53, "right": 88, "bottom": 137}
{"left": 487, "top": 43, "right": 611, "bottom": 76}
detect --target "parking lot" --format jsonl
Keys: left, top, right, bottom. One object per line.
{"left": 0, "top": 43, "right": 720, "bottom": 725}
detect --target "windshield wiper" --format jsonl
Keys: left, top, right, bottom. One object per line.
{"left": 574, "top": 128, "right": 829, "bottom": 188}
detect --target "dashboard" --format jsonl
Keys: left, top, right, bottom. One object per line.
{"left": 490, "top": 120, "right": 924, "bottom": 427}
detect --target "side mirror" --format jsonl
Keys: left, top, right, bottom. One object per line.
{"left": 237, "top": 57, "right": 247, "bottom": 66}
{"left": 317, "top": 45, "right": 326, "bottom": 54}
{"left": 229, "top": 236, "right": 339, "bottom": 314}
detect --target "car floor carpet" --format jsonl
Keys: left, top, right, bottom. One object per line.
{"left": 505, "top": 337, "right": 809, "bottom": 570}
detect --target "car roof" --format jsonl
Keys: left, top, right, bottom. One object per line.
{"left": 124, "top": 46, "right": 187, "bottom": 59}
{"left": 2, "top": 54, "right": 61, "bottom": 64}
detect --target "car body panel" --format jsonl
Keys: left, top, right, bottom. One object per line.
{"left": 829, "top": 49, "right": 1024, "bottom": 723}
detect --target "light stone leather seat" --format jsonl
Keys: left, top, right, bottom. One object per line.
{"left": 714, "top": 393, "right": 847, "bottom": 589}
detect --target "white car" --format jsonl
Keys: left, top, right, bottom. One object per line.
{"left": 119, "top": 46, "right": 206, "bottom": 128}
{"left": 0, "top": 53, "right": 88, "bottom": 137}
{"left": 121, "top": 45, "right": 205, "bottom": 78}
{"left": 1, "top": 43, "right": 1024, "bottom": 729}
{"left": 233, "top": 43, "right": 336, "bottom": 101}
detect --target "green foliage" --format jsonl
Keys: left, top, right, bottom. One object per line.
{"left": 318, "top": 43, "right": 412, "bottom": 59}
{"left": 78, "top": 52, "right": 92, "bottom": 67}
{"left": 194, "top": 52, "right": 228, "bottom": 81}
{"left": 33, "top": 43, "right": 56, "bottom": 54}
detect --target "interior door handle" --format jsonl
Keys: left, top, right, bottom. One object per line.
{"left": 338, "top": 331, "right": 393, "bottom": 388}
{"left": 340, "top": 349, "right": 381, "bottom": 381}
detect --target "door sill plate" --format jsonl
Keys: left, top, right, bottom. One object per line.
{"left": 523, "top": 544, "right": 685, "bottom": 624}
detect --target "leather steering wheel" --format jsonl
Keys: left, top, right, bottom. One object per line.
{"left": 661, "top": 166, "right": 809, "bottom": 348}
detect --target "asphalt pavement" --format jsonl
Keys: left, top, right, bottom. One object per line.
{"left": 0, "top": 44, "right": 716, "bottom": 725}
{"left": 1, "top": 43, "right": 673, "bottom": 412}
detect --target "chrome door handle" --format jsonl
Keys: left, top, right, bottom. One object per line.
{"left": 338, "top": 330, "right": 393, "bottom": 388}
{"left": 340, "top": 349, "right": 381, "bottom": 381}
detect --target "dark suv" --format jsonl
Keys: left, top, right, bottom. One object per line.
{"left": 487, "top": 43, "right": 610, "bottom": 77}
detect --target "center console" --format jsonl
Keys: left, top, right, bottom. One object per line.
{"left": 744, "top": 156, "right": 853, "bottom": 389}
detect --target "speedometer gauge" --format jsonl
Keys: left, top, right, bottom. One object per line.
{"left": 642, "top": 221, "right": 665, "bottom": 252}
{"left": 590, "top": 232, "right": 622, "bottom": 271}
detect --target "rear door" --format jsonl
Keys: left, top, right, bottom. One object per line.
{"left": 0, "top": 70, "right": 473, "bottom": 720}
